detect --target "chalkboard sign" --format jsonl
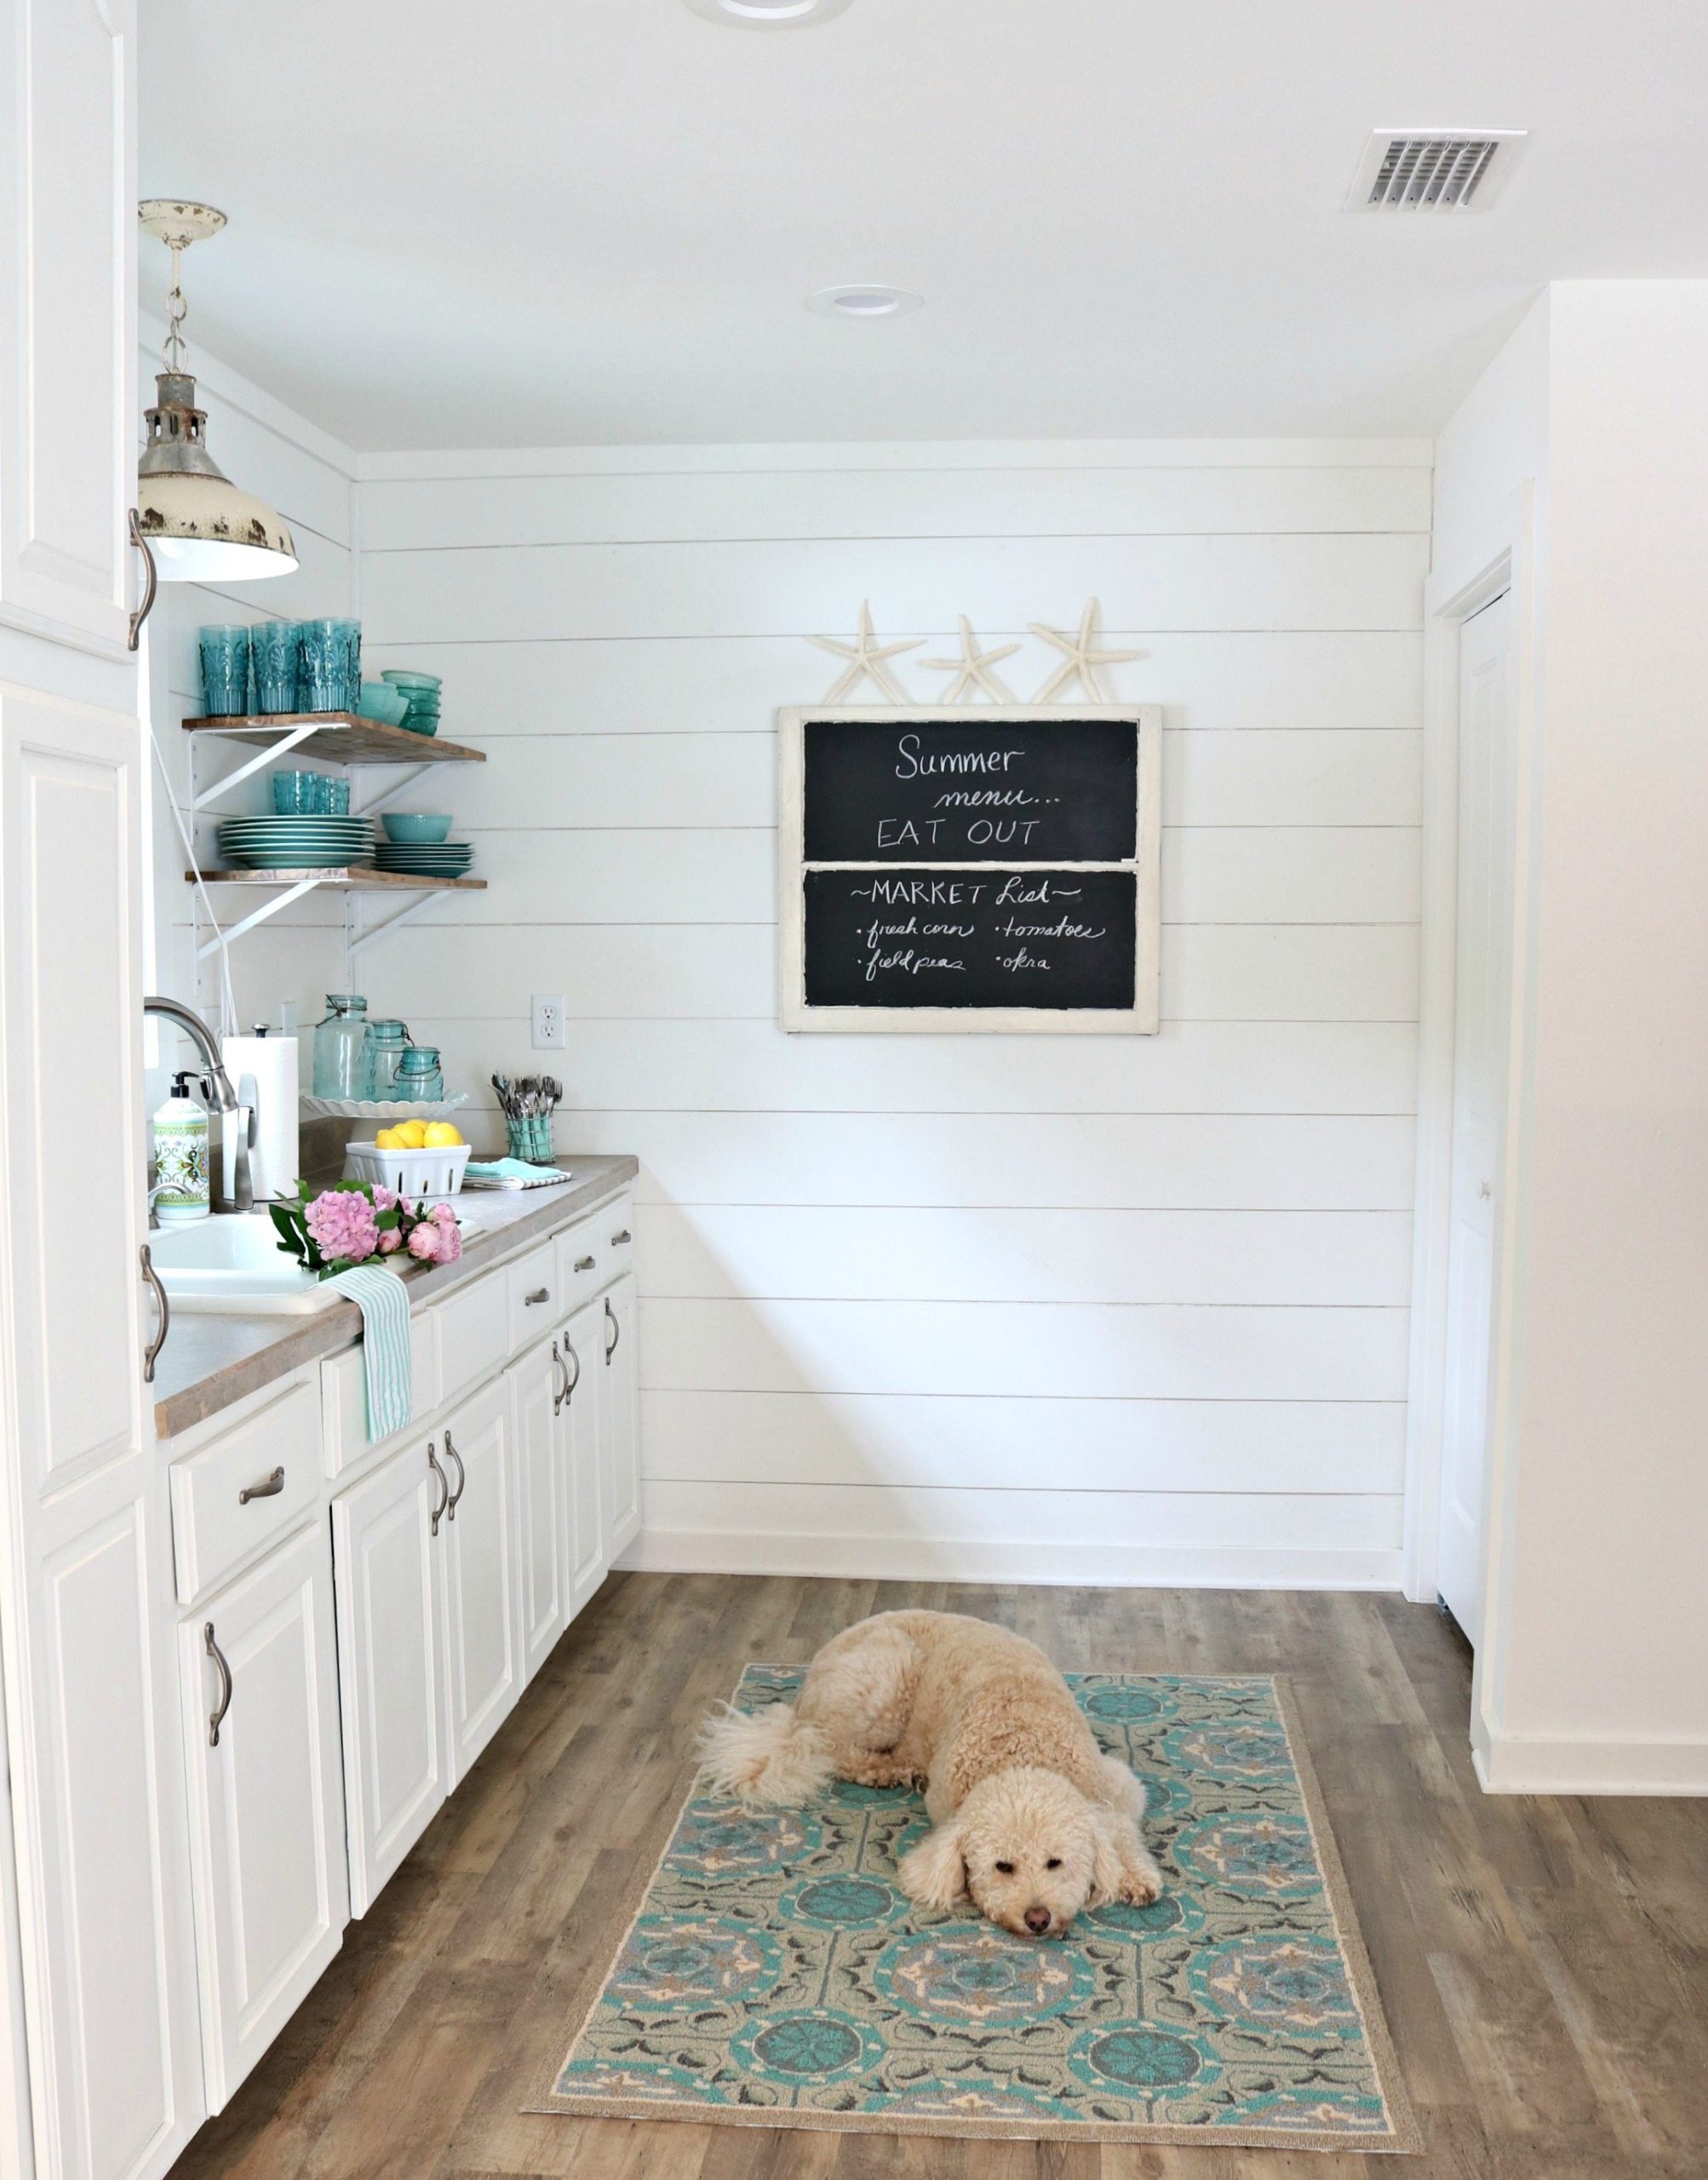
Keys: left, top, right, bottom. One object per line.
{"left": 780, "top": 707, "right": 1161, "bottom": 1034}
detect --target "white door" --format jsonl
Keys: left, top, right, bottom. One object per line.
{"left": 559, "top": 1304, "right": 605, "bottom": 1613}
{"left": 601, "top": 1278, "right": 640, "bottom": 1556}
{"left": 330, "top": 1442, "right": 448, "bottom": 1919}
{"left": 0, "top": 689, "right": 203, "bottom": 2180}
{"left": 509, "top": 1347, "right": 568, "bottom": 1683}
{"left": 438, "top": 1379, "right": 522, "bottom": 1786}
{"left": 181, "top": 1523, "right": 348, "bottom": 2114}
{"left": 1436, "top": 591, "right": 1517, "bottom": 1644}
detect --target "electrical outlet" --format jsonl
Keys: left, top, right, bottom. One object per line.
{"left": 531, "top": 994, "right": 566, "bottom": 1050}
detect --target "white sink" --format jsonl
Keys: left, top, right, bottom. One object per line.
{"left": 149, "top": 1214, "right": 347, "bottom": 1314}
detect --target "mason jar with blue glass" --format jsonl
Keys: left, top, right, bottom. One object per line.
{"left": 394, "top": 1044, "right": 444, "bottom": 1104}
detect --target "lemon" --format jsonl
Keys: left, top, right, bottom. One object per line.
{"left": 423, "top": 1122, "right": 463, "bottom": 1148}
{"left": 374, "top": 1126, "right": 404, "bottom": 1150}
{"left": 397, "top": 1120, "right": 429, "bottom": 1149}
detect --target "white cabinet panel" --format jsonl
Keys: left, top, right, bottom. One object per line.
{"left": 438, "top": 1378, "right": 521, "bottom": 1786}
{"left": 601, "top": 1277, "right": 639, "bottom": 1556}
{"left": 0, "top": 0, "right": 135, "bottom": 653}
{"left": 559, "top": 1302, "right": 605, "bottom": 1613}
{"left": 508, "top": 1347, "right": 568, "bottom": 1683}
{"left": 181, "top": 1523, "right": 347, "bottom": 2114}
{"left": 331, "top": 1443, "right": 447, "bottom": 1919}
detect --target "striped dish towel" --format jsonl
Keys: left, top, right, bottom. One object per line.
{"left": 330, "top": 1264, "right": 413, "bottom": 1442}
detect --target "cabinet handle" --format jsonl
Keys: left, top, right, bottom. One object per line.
{"left": 427, "top": 1441, "right": 450, "bottom": 1536}
{"left": 562, "top": 1334, "right": 582, "bottom": 1404}
{"left": 610, "top": 1229, "right": 631, "bottom": 1247}
{"left": 444, "top": 1430, "right": 467, "bottom": 1520}
{"left": 551, "top": 1340, "right": 570, "bottom": 1415}
{"left": 140, "top": 1244, "right": 169, "bottom": 1384}
{"left": 238, "top": 1465, "right": 285, "bottom": 1506}
{"left": 605, "top": 1295, "right": 620, "bottom": 1364}
{"left": 524, "top": 1287, "right": 550, "bottom": 1306}
{"left": 203, "top": 1622, "right": 233, "bottom": 1748}
{"left": 574, "top": 1254, "right": 595, "bottom": 1273}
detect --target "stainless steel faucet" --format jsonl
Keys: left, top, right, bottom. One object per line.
{"left": 143, "top": 995, "right": 253, "bottom": 1213}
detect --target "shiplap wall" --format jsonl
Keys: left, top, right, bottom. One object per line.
{"left": 356, "top": 439, "right": 1427, "bottom": 1586}
{"left": 141, "top": 324, "right": 358, "bottom": 1069}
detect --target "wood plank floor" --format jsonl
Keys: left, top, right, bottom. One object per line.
{"left": 169, "top": 1575, "right": 1708, "bottom": 2180}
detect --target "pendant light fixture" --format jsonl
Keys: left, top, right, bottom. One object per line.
{"left": 128, "top": 200, "right": 297, "bottom": 648}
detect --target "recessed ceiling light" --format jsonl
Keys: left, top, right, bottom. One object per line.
{"left": 683, "top": 0, "right": 851, "bottom": 26}
{"left": 807, "top": 284, "right": 925, "bottom": 319}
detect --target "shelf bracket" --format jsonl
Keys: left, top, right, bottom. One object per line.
{"left": 347, "top": 889, "right": 442, "bottom": 959}
{"left": 191, "top": 722, "right": 318, "bottom": 813}
{"left": 196, "top": 877, "right": 322, "bottom": 958}
{"left": 352, "top": 761, "right": 440, "bottom": 819}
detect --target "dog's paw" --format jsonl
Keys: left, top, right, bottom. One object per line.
{"left": 1117, "top": 1863, "right": 1163, "bottom": 1907}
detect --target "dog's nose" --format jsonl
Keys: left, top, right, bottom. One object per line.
{"left": 1023, "top": 1906, "right": 1052, "bottom": 1934}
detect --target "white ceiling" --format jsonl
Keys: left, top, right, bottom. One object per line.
{"left": 140, "top": 0, "right": 1708, "bottom": 450}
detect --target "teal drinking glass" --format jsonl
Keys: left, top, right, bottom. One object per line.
{"left": 249, "top": 619, "right": 301, "bottom": 713}
{"left": 198, "top": 625, "right": 251, "bottom": 716}
{"left": 299, "top": 618, "right": 363, "bottom": 712}
{"left": 272, "top": 769, "right": 321, "bottom": 814}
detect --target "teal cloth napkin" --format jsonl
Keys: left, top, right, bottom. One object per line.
{"left": 465, "top": 1157, "right": 570, "bottom": 1186}
{"left": 330, "top": 1264, "right": 413, "bottom": 1442}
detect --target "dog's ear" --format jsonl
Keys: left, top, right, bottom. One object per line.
{"left": 897, "top": 1821, "right": 968, "bottom": 1913}
{"left": 1086, "top": 1805, "right": 1129, "bottom": 1908}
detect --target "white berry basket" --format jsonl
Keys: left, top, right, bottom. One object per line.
{"left": 344, "top": 1140, "right": 473, "bottom": 1199}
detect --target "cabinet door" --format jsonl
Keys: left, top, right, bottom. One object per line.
{"left": 560, "top": 1302, "right": 605, "bottom": 1613}
{"left": 438, "top": 1378, "right": 521, "bottom": 1787}
{"left": 0, "top": 688, "right": 203, "bottom": 2179}
{"left": 330, "top": 1442, "right": 448, "bottom": 1919}
{"left": 181, "top": 1523, "right": 348, "bottom": 2114}
{"left": 508, "top": 1346, "right": 568, "bottom": 1684}
{"left": 601, "top": 1276, "right": 640, "bottom": 1556}
{"left": 0, "top": 0, "right": 137, "bottom": 655}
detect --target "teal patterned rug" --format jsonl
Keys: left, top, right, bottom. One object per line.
{"left": 540, "top": 1668, "right": 1417, "bottom": 2151}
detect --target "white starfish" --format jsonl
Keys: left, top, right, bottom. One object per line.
{"left": 1029, "top": 599, "right": 1142, "bottom": 703}
{"left": 809, "top": 600, "right": 921, "bottom": 703}
{"left": 920, "top": 615, "right": 1023, "bottom": 704}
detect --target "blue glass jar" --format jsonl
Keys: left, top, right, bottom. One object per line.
{"left": 394, "top": 1044, "right": 443, "bottom": 1104}
{"left": 312, "top": 994, "right": 373, "bottom": 1099}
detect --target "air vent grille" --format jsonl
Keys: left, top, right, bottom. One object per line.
{"left": 1350, "top": 130, "right": 1527, "bottom": 211}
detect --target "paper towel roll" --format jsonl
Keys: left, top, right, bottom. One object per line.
{"left": 222, "top": 1034, "right": 300, "bottom": 1201}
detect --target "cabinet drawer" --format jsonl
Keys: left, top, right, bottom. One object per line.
{"left": 505, "top": 1242, "right": 559, "bottom": 1352}
{"left": 603, "top": 1195, "right": 635, "bottom": 1283}
{"left": 322, "top": 1329, "right": 438, "bottom": 1481}
{"left": 171, "top": 1378, "right": 324, "bottom": 1604}
{"left": 553, "top": 1215, "right": 605, "bottom": 1314}
{"left": 435, "top": 1270, "right": 508, "bottom": 1400}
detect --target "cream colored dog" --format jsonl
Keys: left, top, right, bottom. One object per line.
{"left": 696, "top": 1609, "right": 1163, "bottom": 1939}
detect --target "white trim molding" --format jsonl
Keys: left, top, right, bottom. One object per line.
{"left": 1472, "top": 1718, "right": 1708, "bottom": 1797}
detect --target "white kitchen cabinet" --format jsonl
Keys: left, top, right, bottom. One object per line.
{"left": 0, "top": 0, "right": 137, "bottom": 656}
{"left": 601, "top": 1276, "right": 640, "bottom": 1557}
{"left": 180, "top": 1522, "right": 347, "bottom": 2114}
{"left": 559, "top": 1302, "right": 605, "bottom": 1614}
{"left": 438, "top": 1377, "right": 522, "bottom": 1786}
{"left": 509, "top": 1345, "right": 569, "bottom": 1684}
{"left": 330, "top": 1441, "right": 448, "bottom": 1918}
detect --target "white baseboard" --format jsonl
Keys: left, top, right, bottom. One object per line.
{"left": 1472, "top": 1718, "right": 1708, "bottom": 1796}
{"left": 618, "top": 1529, "right": 1403, "bottom": 1592}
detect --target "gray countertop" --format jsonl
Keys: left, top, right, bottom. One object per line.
{"left": 151, "top": 1154, "right": 639, "bottom": 1440}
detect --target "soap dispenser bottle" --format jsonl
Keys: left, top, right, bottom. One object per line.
{"left": 152, "top": 1070, "right": 210, "bottom": 1225}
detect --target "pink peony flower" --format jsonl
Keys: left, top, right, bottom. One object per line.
{"left": 376, "top": 1228, "right": 403, "bottom": 1254}
{"left": 430, "top": 1202, "right": 457, "bottom": 1226}
{"left": 304, "top": 1188, "right": 379, "bottom": 1265}
{"left": 406, "top": 1221, "right": 445, "bottom": 1262}
{"left": 438, "top": 1221, "right": 462, "bottom": 1265}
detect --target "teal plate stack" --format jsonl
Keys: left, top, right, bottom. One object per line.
{"left": 216, "top": 815, "right": 376, "bottom": 869}
{"left": 372, "top": 838, "right": 473, "bottom": 880}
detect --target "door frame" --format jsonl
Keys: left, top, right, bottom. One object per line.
{"left": 1401, "top": 484, "right": 1543, "bottom": 1667}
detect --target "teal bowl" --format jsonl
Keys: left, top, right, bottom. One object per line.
{"left": 356, "top": 682, "right": 410, "bottom": 726}
{"left": 380, "top": 669, "right": 443, "bottom": 693}
{"left": 398, "top": 709, "right": 439, "bottom": 738}
{"left": 381, "top": 812, "right": 454, "bottom": 843}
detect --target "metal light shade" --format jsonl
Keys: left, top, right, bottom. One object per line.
{"left": 135, "top": 370, "right": 297, "bottom": 583}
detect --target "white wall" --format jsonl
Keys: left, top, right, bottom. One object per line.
{"left": 355, "top": 439, "right": 1429, "bottom": 1586}
{"left": 1434, "top": 283, "right": 1708, "bottom": 1791}
{"left": 140, "top": 320, "right": 358, "bottom": 1084}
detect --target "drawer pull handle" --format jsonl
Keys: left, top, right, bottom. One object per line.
{"left": 610, "top": 1229, "right": 631, "bottom": 1247}
{"left": 524, "top": 1287, "right": 550, "bottom": 1306}
{"left": 445, "top": 1430, "right": 467, "bottom": 1519}
{"left": 605, "top": 1295, "right": 620, "bottom": 1364}
{"left": 238, "top": 1466, "right": 285, "bottom": 1506}
{"left": 427, "top": 1442, "right": 450, "bottom": 1536}
{"left": 574, "top": 1254, "right": 595, "bottom": 1273}
{"left": 563, "top": 1335, "right": 582, "bottom": 1404}
{"left": 204, "top": 1622, "right": 233, "bottom": 1748}
{"left": 140, "top": 1244, "right": 169, "bottom": 1384}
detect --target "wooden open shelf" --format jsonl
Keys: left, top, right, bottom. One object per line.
{"left": 185, "top": 712, "right": 486, "bottom": 766}
{"left": 188, "top": 867, "right": 485, "bottom": 892}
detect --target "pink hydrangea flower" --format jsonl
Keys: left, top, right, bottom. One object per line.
{"left": 304, "top": 1188, "right": 378, "bottom": 1265}
{"left": 371, "top": 1185, "right": 398, "bottom": 1213}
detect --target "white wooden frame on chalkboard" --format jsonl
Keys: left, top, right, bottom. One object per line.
{"left": 777, "top": 705, "right": 1161, "bottom": 1034}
